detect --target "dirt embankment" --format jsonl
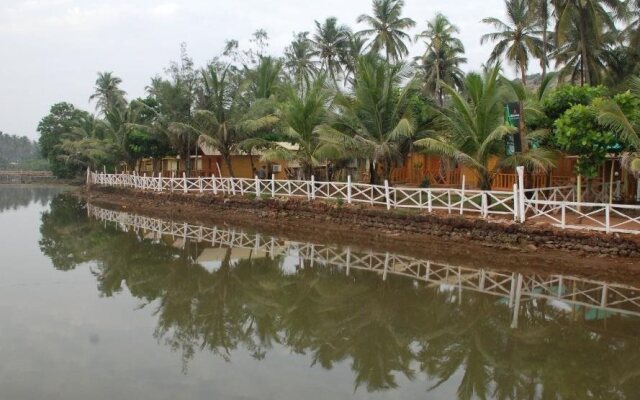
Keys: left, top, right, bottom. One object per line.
{"left": 82, "top": 186, "right": 640, "bottom": 285}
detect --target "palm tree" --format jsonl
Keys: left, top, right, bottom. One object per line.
{"left": 356, "top": 0, "right": 416, "bottom": 62}
{"left": 552, "top": 20, "right": 617, "bottom": 86}
{"left": 595, "top": 77, "right": 640, "bottom": 178}
{"left": 173, "top": 65, "right": 277, "bottom": 177}
{"left": 481, "top": 0, "right": 544, "bottom": 85}
{"left": 340, "top": 34, "right": 368, "bottom": 87}
{"left": 284, "top": 32, "right": 318, "bottom": 95}
{"left": 89, "top": 72, "right": 127, "bottom": 114}
{"left": 414, "top": 66, "right": 555, "bottom": 190}
{"left": 415, "top": 13, "right": 467, "bottom": 106}
{"left": 528, "top": 0, "right": 552, "bottom": 80}
{"left": 312, "top": 17, "right": 351, "bottom": 87}
{"left": 260, "top": 77, "right": 339, "bottom": 178}
{"left": 552, "top": 0, "right": 625, "bottom": 86}
{"left": 245, "top": 56, "right": 283, "bottom": 101}
{"left": 320, "top": 55, "right": 418, "bottom": 183}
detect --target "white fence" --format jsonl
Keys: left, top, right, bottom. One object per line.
{"left": 88, "top": 170, "right": 640, "bottom": 235}
{"left": 89, "top": 171, "right": 518, "bottom": 219}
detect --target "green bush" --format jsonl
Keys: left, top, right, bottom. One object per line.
{"left": 554, "top": 104, "right": 616, "bottom": 177}
{"left": 543, "top": 85, "right": 608, "bottom": 120}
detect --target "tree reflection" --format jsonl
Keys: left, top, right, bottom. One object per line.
{"left": 0, "top": 185, "right": 65, "bottom": 212}
{"left": 39, "top": 195, "right": 640, "bottom": 399}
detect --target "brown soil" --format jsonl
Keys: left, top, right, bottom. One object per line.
{"left": 81, "top": 187, "right": 640, "bottom": 286}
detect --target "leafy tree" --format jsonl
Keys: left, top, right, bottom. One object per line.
{"left": 542, "top": 84, "right": 607, "bottom": 120}
{"left": 356, "top": 0, "right": 416, "bottom": 62}
{"left": 0, "top": 132, "right": 42, "bottom": 168}
{"left": 36, "top": 102, "right": 92, "bottom": 178}
{"left": 554, "top": 104, "right": 617, "bottom": 178}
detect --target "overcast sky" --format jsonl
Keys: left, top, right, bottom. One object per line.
{"left": 1, "top": 0, "right": 526, "bottom": 140}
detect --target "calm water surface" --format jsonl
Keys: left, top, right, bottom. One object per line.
{"left": 1, "top": 185, "right": 640, "bottom": 400}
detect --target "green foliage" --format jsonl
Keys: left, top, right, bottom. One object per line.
{"left": 0, "top": 132, "right": 42, "bottom": 169}
{"left": 554, "top": 104, "right": 616, "bottom": 177}
{"left": 37, "top": 102, "right": 92, "bottom": 178}
{"left": 415, "top": 66, "right": 555, "bottom": 190}
{"left": 543, "top": 85, "right": 607, "bottom": 120}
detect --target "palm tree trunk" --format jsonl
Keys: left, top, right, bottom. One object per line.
{"left": 541, "top": 1, "right": 548, "bottom": 81}
{"left": 519, "top": 65, "right": 529, "bottom": 153}
{"left": 369, "top": 160, "right": 377, "bottom": 185}
{"left": 479, "top": 171, "right": 492, "bottom": 191}
{"left": 224, "top": 154, "right": 235, "bottom": 178}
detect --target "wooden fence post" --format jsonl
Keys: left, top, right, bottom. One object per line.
{"left": 86, "top": 167, "right": 91, "bottom": 187}
{"left": 605, "top": 204, "right": 611, "bottom": 233}
{"left": 427, "top": 190, "right": 432, "bottom": 213}
{"left": 255, "top": 175, "right": 260, "bottom": 197}
{"left": 384, "top": 180, "right": 391, "bottom": 210}
{"left": 212, "top": 174, "right": 217, "bottom": 195}
{"left": 347, "top": 175, "right": 352, "bottom": 204}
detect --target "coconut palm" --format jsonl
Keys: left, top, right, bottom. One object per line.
{"left": 89, "top": 72, "right": 127, "bottom": 114}
{"left": 173, "top": 65, "right": 277, "bottom": 177}
{"left": 260, "top": 77, "right": 339, "bottom": 178}
{"left": 340, "top": 34, "right": 368, "bottom": 87}
{"left": 414, "top": 66, "right": 556, "bottom": 190}
{"left": 320, "top": 55, "right": 418, "bottom": 183}
{"left": 284, "top": 32, "right": 319, "bottom": 95}
{"left": 529, "top": 0, "right": 552, "bottom": 79}
{"left": 245, "top": 56, "right": 283, "bottom": 101}
{"left": 312, "top": 17, "right": 352, "bottom": 87}
{"left": 481, "top": 0, "right": 544, "bottom": 85}
{"left": 415, "top": 13, "right": 467, "bottom": 106}
{"left": 552, "top": 0, "right": 625, "bottom": 86}
{"left": 552, "top": 21, "right": 618, "bottom": 86}
{"left": 356, "top": 0, "right": 416, "bottom": 62}
{"left": 595, "top": 77, "right": 640, "bottom": 177}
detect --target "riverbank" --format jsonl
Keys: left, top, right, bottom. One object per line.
{"left": 81, "top": 186, "right": 640, "bottom": 284}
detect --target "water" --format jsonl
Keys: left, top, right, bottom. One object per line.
{"left": 1, "top": 186, "right": 640, "bottom": 400}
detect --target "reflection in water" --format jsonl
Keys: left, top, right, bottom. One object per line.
{"left": 39, "top": 195, "right": 640, "bottom": 399}
{"left": 0, "top": 185, "right": 66, "bottom": 212}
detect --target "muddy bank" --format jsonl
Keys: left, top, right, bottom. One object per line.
{"left": 82, "top": 186, "right": 640, "bottom": 284}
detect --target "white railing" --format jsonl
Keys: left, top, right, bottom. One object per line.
{"left": 526, "top": 200, "right": 640, "bottom": 234}
{"left": 89, "top": 171, "right": 517, "bottom": 219}
{"left": 87, "top": 204, "right": 640, "bottom": 321}
{"left": 88, "top": 170, "right": 640, "bottom": 234}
